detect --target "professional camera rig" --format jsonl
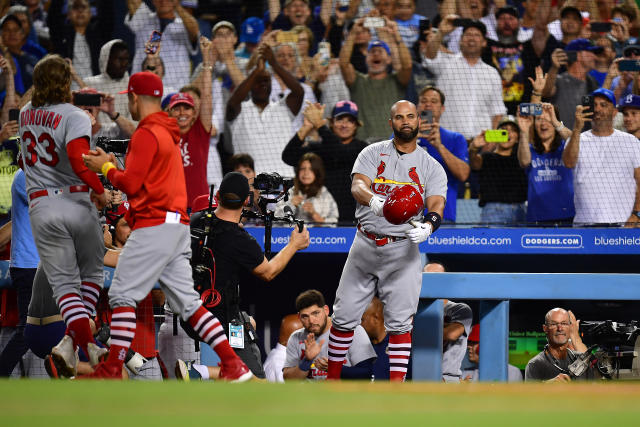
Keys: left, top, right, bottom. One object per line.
{"left": 95, "top": 137, "right": 129, "bottom": 156}
{"left": 241, "top": 172, "right": 304, "bottom": 258}
{"left": 578, "top": 320, "right": 640, "bottom": 379}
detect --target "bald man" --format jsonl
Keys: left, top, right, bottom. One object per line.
{"left": 327, "top": 101, "right": 447, "bottom": 381}
{"left": 361, "top": 297, "right": 392, "bottom": 380}
{"left": 525, "top": 307, "right": 594, "bottom": 382}
{"left": 263, "top": 314, "right": 303, "bottom": 383}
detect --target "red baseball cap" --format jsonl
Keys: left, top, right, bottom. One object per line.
{"left": 118, "top": 71, "right": 163, "bottom": 97}
{"left": 168, "top": 92, "right": 195, "bottom": 110}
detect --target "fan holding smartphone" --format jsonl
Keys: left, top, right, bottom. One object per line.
{"left": 469, "top": 116, "right": 528, "bottom": 224}
{"left": 415, "top": 86, "right": 470, "bottom": 222}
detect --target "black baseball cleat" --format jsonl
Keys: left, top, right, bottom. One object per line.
{"left": 44, "top": 355, "right": 60, "bottom": 379}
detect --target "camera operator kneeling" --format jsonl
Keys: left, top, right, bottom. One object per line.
{"left": 189, "top": 172, "right": 310, "bottom": 378}
{"left": 525, "top": 308, "right": 596, "bottom": 382}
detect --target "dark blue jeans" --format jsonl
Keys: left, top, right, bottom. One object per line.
{"left": 0, "top": 267, "right": 36, "bottom": 376}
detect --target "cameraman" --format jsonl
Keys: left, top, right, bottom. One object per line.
{"left": 190, "top": 171, "right": 310, "bottom": 377}
{"left": 525, "top": 307, "right": 594, "bottom": 382}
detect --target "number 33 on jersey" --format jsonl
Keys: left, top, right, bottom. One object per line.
{"left": 19, "top": 103, "right": 93, "bottom": 195}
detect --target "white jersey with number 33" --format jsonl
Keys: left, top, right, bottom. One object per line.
{"left": 19, "top": 102, "right": 92, "bottom": 195}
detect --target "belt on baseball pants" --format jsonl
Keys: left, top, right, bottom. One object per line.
{"left": 28, "top": 185, "right": 89, "bottom": 201}
{"left": 357, "top": 223, "right": 406, "bottom": 247}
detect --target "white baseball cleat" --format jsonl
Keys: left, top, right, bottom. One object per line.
{"left": 87, "top": 342, "right": 108, "bottom": 367}
{"left": 50, "top": 335, "right": 79, "bottom": 378}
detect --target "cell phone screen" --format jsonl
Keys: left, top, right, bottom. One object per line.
{"left": 149, "top": 30, "right": 162, "bottom": 43}
{"left": 73, "top": 93, "right": 102, "bottom": 107}
{"left": 590, "top": 22, "right": 612, "bottom": 33}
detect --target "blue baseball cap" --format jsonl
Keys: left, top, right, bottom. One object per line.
{"left": 161, "top": 92, "right": 177, "bottom": 110}
{"left": 332, "top": 100, "right": 362, "bottom": 125}
{"left": 565, "top": 38, "right": 604, "bottom": 54}
{"left": 367, "top": 40, "right": 390, "bottom": 56}
{"left": 240, "top": 17, "right": 264, "bottom": 44}
{"left": 619, "top": 94, "right": 640, "bottom": 110}
{"left": 591, "top": 88, "right": 616, "bottom": 107}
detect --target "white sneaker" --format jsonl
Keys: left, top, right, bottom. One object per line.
{"left": 50, "top": 335, "right": 79, "bottom": 378}
{"left": 87, "top": 342, "right": 108, "bottom": 367}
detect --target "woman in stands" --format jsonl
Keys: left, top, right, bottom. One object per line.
{"left": 278, "top": 152, "right": 338, "bottom": 226}
{"left": 517, "top": 103, "right": 575, "bottom": 225}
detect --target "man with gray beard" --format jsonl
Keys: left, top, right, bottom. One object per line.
{"left": 482, "top": 6, "right": 540, "bottom": 115}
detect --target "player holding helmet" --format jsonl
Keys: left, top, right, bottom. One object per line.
{"left": 327, "top": 100, "right": 447, "bottom": 381}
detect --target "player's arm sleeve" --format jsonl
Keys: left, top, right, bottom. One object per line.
{"left": 424, "top": 159, "right": 448, "bottom": 200}
{"left": 107, "top": 128, "right": 157, "bottom": 194}
{"left": 340, "top": 358, "right": 375, "bottom": 379}
{"left": 283, "top": 334, "right": 301, "bottom": 368}
{"left": 351, "top": 145, "right": 378, "bottom": 183}
{"left": 66, "top": 137, "right": 105, "bottom": 194}
{"left": 444, "top": 303, "right": 473, "bottom": 340}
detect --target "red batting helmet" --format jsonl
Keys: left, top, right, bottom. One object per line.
{"left": 382, "top": 185, "right": 423, "bottom": 225}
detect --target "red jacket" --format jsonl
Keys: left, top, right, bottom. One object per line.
{"left": 107, "top": 111, "right": 189, "bottom": 230}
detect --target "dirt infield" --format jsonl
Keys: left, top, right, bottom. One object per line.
{"left": 1, "top": 380, "right": 638, "bottom": 426}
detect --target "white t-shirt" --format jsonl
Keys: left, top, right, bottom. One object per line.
{"left": 269, "top": 76, "right": 316, "bottom": 133}
{"left": 263, "top": 343, "right": 287, "bottom": 383}
{"left": 228, "top": 98, "right": 295, "bottom": 177}
{"left": 422, "top": 52, "right": 506, "bottom": 139}
{"left": 573, "top": 129, "right": 640, "bottom": 224}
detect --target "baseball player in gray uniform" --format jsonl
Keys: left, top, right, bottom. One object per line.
{"left": 327, "top": 100, "right": 447, "bottom": 381}
{"left": 19, "top": 55, "right": 108, "bottom": 377}
{"left": 283, "top": 289, "right": 376, "bottom": 380}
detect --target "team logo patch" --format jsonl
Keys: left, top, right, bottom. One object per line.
{"left": 376, "top": 160, "right": 386, "bottom": 180}
{"left": 408, "top": 167, "right": 423, "bottom": 194}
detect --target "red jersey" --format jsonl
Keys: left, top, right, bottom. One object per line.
{"left": 107, "top": 112, "right": 189, "bottom": 230}
{"left": 180, "top": 118, "right": 209, "bottom": 209}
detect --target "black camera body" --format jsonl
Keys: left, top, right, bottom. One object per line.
{"left": 254, "top": 172, "right": 294, "bottom": 194}
{"left": 96, "top": 137, "right": 129, "bottom": 156}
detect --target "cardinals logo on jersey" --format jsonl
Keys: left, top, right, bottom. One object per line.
{"left": 408, "top": 167, "right": 423, "bottom": 194}
{"left": 376, "top": 160, "right": 386, "bottom": 180}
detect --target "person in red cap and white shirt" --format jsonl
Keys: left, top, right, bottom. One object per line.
{"left": 82, "top": 71, "right": 253, "bottom": 381}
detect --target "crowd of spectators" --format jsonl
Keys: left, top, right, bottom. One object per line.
{"left": 0, "top": 0, "right": 637, "bottom": 227}
{"left": 0, "top": 0, "right": 632, "bottom": 383}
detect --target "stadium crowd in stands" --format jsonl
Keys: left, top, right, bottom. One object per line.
{"left": 0, "top": 0, "right": 638, "bottom": 381}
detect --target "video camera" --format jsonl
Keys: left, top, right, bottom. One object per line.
{"left": 96, "top": 137, "right": 129, "bottom": 156}
{"left": 241, "top": 172, "right": 303, "bottom": 258}
{"left": 579, "top": 320, "right": 640, "bottom": 379}
{"left": 253, "top": 172, "right": 294, "bottom": 195}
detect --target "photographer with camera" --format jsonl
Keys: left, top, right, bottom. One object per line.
{"left": 189, "top": 171, "right": 310, "bottom": 377}
{"left": 525, "top": 308, "right": 593, "bottom": 382}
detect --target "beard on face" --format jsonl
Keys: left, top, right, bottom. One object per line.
{"left": 393, "top": 123, "right": 419, "bottom": 141}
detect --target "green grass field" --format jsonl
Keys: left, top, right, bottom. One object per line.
{"left": 1, "top": 380, "right": 639, "bottom": 426}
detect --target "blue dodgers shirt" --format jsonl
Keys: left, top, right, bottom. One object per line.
{"left": 11, "top": 169, "right": 39, "bottom": 268}
{"left": 418, "top": 127, "right": 469, "bottom": 221}
{"left": 526, "top": 140, "right": 575, "bottom": 222}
